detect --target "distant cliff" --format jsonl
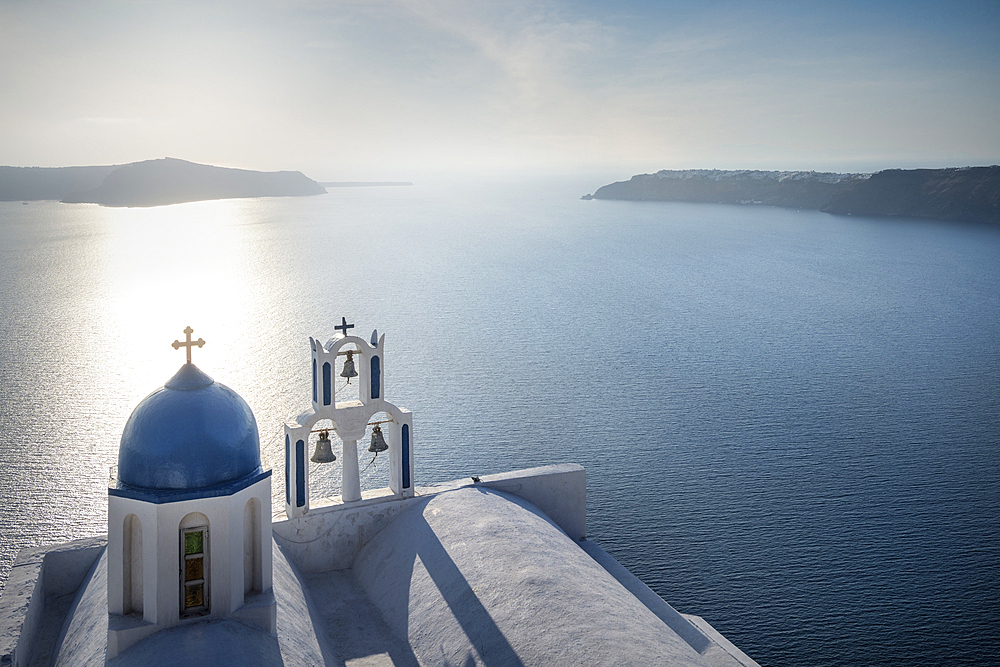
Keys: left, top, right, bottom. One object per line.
{"left": 591, "top": 169, "right": 869, "bottom": 209}
{"left": 819, "top": 167, "right": 1000, "bottom": 223}
{"left": 0, "top": 164, "right": 119, "bottom": 201}
{"left": 2, "top": 158, "right": 326, "bottom": 207}
{"left": 588, "top": 167, "right": 1000, "bottom": 224}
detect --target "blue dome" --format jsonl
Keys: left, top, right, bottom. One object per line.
{"left": 118, "top": 363, "right": 261, "bottom": 490}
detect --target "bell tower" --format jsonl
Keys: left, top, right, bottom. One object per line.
{"left": 285, "top": 319, "right": 414, "bottom": 519}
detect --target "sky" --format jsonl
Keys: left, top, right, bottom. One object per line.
{"left": 1, "top": 0, "right": 998, "bottom": 180}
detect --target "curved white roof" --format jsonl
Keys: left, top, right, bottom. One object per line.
{"left": 352, "top": 486, "right": 712, "bottom": 667}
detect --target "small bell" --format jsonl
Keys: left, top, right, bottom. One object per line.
{"left": 368, "top": 424, "right": 388, "bottom": 453}
{"left": 340, "top": 350, "right": 358, "bottom": 383}
{"left": 311, "top": 430, "right": 336, "bottom": 463}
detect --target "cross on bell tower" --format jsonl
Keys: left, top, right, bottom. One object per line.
{"left": 334, "top": 317, "right": 354, "bottom": 337}
{"left": 171, "top": 326, "right": 205, "bottom": 364}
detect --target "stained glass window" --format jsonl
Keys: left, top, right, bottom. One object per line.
{"left": 185, "top": 531, "right": 203, "bottom": 556}
{"left": 184, "top": 557, "right": 203, "bottom": 581}
{"left": 181, "top": 527, "right": 208, "bottom": 614}
{"left": 184, "top": 583, "right": 204, "bottom": 609}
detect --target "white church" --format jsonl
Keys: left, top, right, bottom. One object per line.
{"left": 0, "top": 324, "right": 759, "bottom": 667}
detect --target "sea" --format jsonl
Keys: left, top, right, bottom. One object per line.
{"left": 1, "top": 177, "right": 998, "bottom": 666}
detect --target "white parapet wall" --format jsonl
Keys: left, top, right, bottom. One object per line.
{"left": 579, "top": 540, "right": 761, "bottom": 667}
{"left": 272, "top": 463, "right": 587, "bottom": 573}
{"left": 477, "top": 463, "right": 586, "bottom": 540}
{"left": 272, "top": 489, "right": 419, "bottom": 573}
{"left": 0, "top": 537, "right": 106, "bottom": 667}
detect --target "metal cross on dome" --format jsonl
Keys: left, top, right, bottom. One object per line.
{"left": 172, "top": 326, "right": 206, "bottom": 364}
{"left": 334, "top": 317, "right": 355, "bottom": 337}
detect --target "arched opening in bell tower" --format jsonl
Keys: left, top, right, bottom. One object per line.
{"left": 305, "top": 418, "right": 338, "bottom": 500}
{"left": 243, "top": 497, "right": 262, "bottom": 598}
{"left": 335, "top": 344, "right": 363, "bottom": 406}
{"left": 359, "top": 411, "right": 393, "bottom": 492}
{"left": 123, "top": 513, "right": 143, "bottom": 617}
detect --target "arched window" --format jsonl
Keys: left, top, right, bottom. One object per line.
{"left": 243, "top": 497, "right": 262, "bottom": 598}
{"left": 296, "top": 439, "right": 306, "bottom": 507}
{"left": 285, "top": 435, "right": 291, "bottom": 506}
{"left": 370, "top": 355, "right": 381, "bottom": 399}
{"left": 323, "top": 362, "right": 332, "bottom": 405}
{"left": 402, "top": 424, "right": 411, "bottom": 489}
{"left": 123, "top": 514, "right": 143, "bottom": 616}
{"left": 180, "top": 512, "right": 209, "bottom": 616}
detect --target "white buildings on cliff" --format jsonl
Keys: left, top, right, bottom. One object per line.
{"left": 0, "top": 324, "right": 759, "bottom": 666}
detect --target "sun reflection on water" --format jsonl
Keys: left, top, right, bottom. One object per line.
{"left": 95, "top": 200, "right": 251, "bottom": 378}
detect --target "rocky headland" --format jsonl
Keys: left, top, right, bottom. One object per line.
{"left": 586, "top": 167, "right": 1000, "bottom": 224}
{"left": 2, "top": 158, "right": 326, "bottom": 207}
{"left": 0, "top": 164, "right": 118, "bottom": 201}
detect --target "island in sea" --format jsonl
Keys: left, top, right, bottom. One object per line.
{"left": 584, "top": 166, "right": 1000, "bottom": 225}
{"left": 0, "top": 157, "right": 327, "bottom": 208}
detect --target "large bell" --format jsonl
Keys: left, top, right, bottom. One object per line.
{"left": 368, "top": 424, "right": 388, "bottom": 453}
{"left": 311, "top": 430, "right": 337, "bottom": 463}
{"left": 340, "top": 350, "right": 358, "bottom": 383}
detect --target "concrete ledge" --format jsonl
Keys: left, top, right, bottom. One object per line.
{"left": 580, "top": 540, "right": 760, "bottom": 667}
{"left": 579, "top": 540, "right": 713, "bottom": 654}
{"left": 478, "top": 463, "right": 586, "bottom": 540}
{"left": 0, "top": 537, "right": 106, "bottom": 667}
{"left": 0, "top": 551, "right": 43, "bottom": 667}
{"left": 683, "top": 614, "right": 762, "bottom": 667}
{"left": 34, "top": 538, "right": 107, "bottom": 600}
{"left": 231, "top": 590, "right": 277, "bottom": 635}
{"left": 107, "top": 613, "right": 158, "bottom": 662}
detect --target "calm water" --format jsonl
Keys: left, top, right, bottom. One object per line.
{"left": 1, "top": 179, "right": 998, "bottom": 666}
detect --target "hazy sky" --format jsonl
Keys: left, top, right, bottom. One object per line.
{"left": 2, "top": 0, "right": 998, "bottom": 179}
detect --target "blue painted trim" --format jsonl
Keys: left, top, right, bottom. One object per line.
{"left": 323, "top": 362, "right": 332, "bottom": 405}
{"left": 312, "top": 359, "right": 317, "bottom": 403}
{"left": 402, "top": 424, "right": 410, "bottom": 489}
{"left": 285, "top": 435, "right": 290, "bottom": 506}
{"left": 371, "top": 356, "right": 381, "bottom": 399}
{"left": 295, "top": 439, "right": 306, "bottom": 507}
{"left": 110, "top": 469, "right": 271, "bottom": 504}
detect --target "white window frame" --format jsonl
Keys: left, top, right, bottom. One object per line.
{"left": 180, "top": 525, "right": 210, "bottom": 617}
